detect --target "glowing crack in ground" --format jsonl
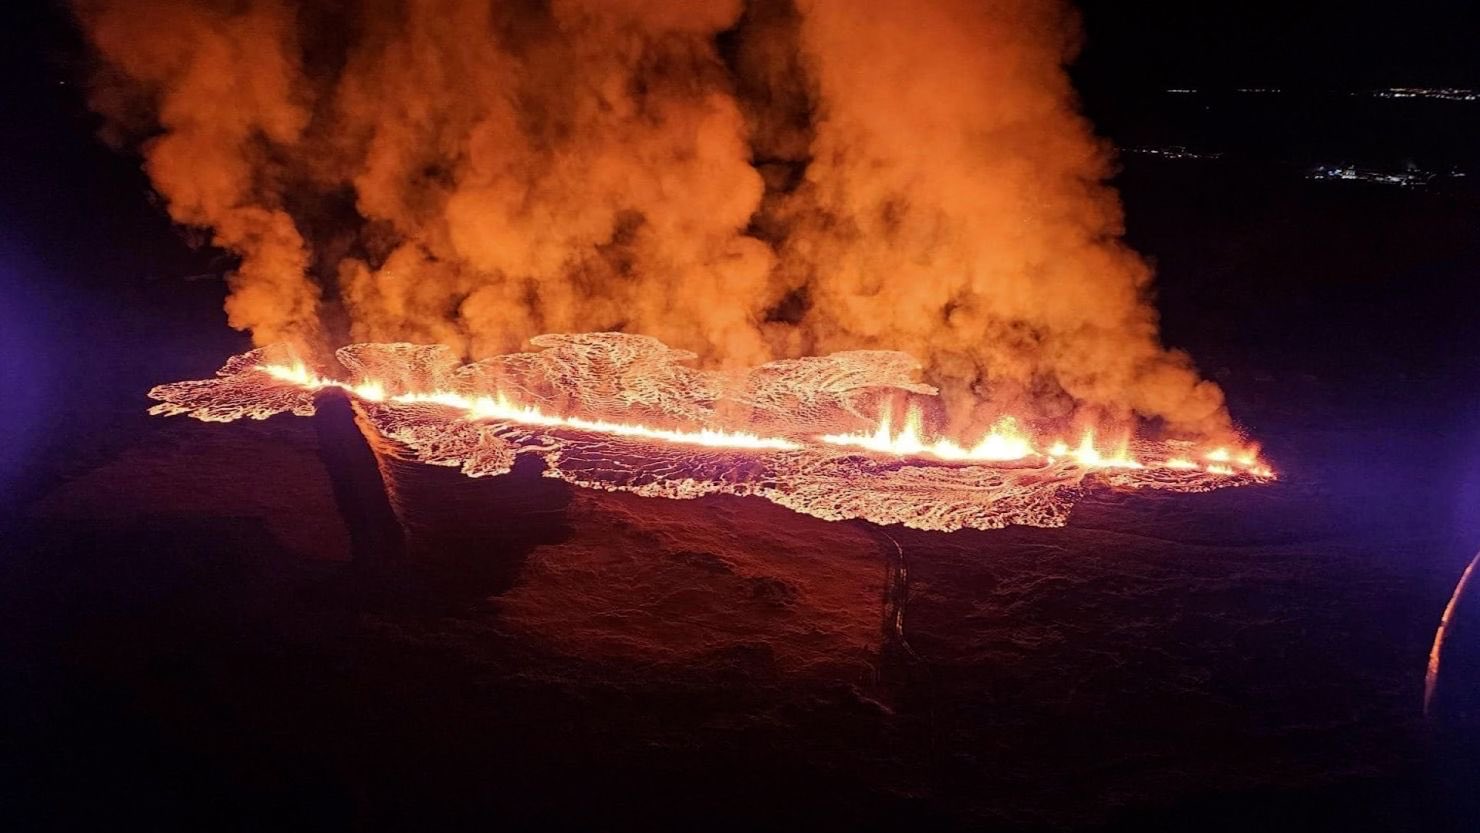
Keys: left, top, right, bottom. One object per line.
{"left": 148, "top": 334, "right": 1271, "bottom": 532}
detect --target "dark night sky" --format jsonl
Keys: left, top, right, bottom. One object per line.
{"left": 7, "top": 1, "right": 1480, "bottom": 118}
{"left": 3, "top": 0, "right": 1475, "bottom": 193}
{"left": 4, "top": 1, "right": 1479, "bottom": 190}
{"left": 1075, "top": 0, "right": 1480, "bottom": 90}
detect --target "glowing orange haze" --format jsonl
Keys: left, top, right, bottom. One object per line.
{"left": 77, "top": 0, "right": 1238, "bottom": 442}
{"left": 259, "top": 361, "right": 1271, "bottom": 478}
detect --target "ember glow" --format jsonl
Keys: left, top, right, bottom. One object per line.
{"left": 262, "top": 362, "right": 802, "bottom": 452}
{"left": 148, "top": 335, "right": 1273, "bottom": 532}
{"left": 821, "top": 408, "right": 1036, "bottom": 463}
{"left": 263, "top": 361, "right": 1263, "bottom": 474}
{"left": 816, "top": 406, "right": 1258, "bottom": 476}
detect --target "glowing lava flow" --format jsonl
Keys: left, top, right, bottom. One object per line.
{"left": 261, "top": 362, "right": 802, "bottom": 452}
{"left": 262, "top": 362, "right": 1272, "bottom": 478}
{"left": 147, "top": 337, "right": 1276, "bottom": 532}
{"left": 820, "top": 403, "right": 1269, "bottom": 477}
{"left": 821, "top": 407, "right": 1036, "bottom": 462}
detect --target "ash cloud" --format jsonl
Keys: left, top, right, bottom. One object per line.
{"left": 74, "top": 0, "right": 1231, "bottom": 437}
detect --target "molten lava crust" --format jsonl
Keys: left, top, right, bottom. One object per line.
{"left": 149, "top": 334, "right": 1272, "bottom": 532}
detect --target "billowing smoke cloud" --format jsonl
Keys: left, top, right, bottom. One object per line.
{"left": 74, "top": 0, "right": 1231, "bottom": 437}
{"left": 768, "top": 0, "right": 1228, "bottom": 433}
{"left": 76, "top": 0, "right": 321, "bottom": 347}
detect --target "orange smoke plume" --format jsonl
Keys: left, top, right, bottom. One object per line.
{"left": 75, "top": 0, "right": 1234, "bottom": 439}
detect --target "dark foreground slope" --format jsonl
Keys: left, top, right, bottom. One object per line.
{"left": 5, "top": 358, "right": 1479, "bottom": 831}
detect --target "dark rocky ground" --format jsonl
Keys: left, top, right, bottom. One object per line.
{"left": 4, "top": 5, "right": 1480, "bottom": 830}
{"left": 7, "top": 379, "right": 1480, "bottom": 831}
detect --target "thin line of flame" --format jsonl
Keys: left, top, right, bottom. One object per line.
{"left": 259, "top": 363, "right": 1272, "bottom": 476}
{"left": 820, "top": 404, "right": 1271, "bottom": 476}
{"left": 261, "top": 363, "right": 800, "bottom": 451}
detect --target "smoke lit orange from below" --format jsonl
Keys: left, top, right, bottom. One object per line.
{"left": 77, "top": 0, "right": 1246, "bottom": 444}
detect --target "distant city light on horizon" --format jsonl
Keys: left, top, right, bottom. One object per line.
{"left": 1307, "top": 164, "right": 1466, "bottom": 188}
{"left": 1125, "top": 145, "right": 1223, "bottom": 161}
{"left": 1367, "top": 87, "right": 1479, "bottom": 102}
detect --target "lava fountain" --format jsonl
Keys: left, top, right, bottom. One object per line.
{"left": 149, "top": 333, "right": 1273, "bottom": 533}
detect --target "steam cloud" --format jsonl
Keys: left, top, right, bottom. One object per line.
{"left": 74, "top": 0, "right": 1231, "bottom": 437}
